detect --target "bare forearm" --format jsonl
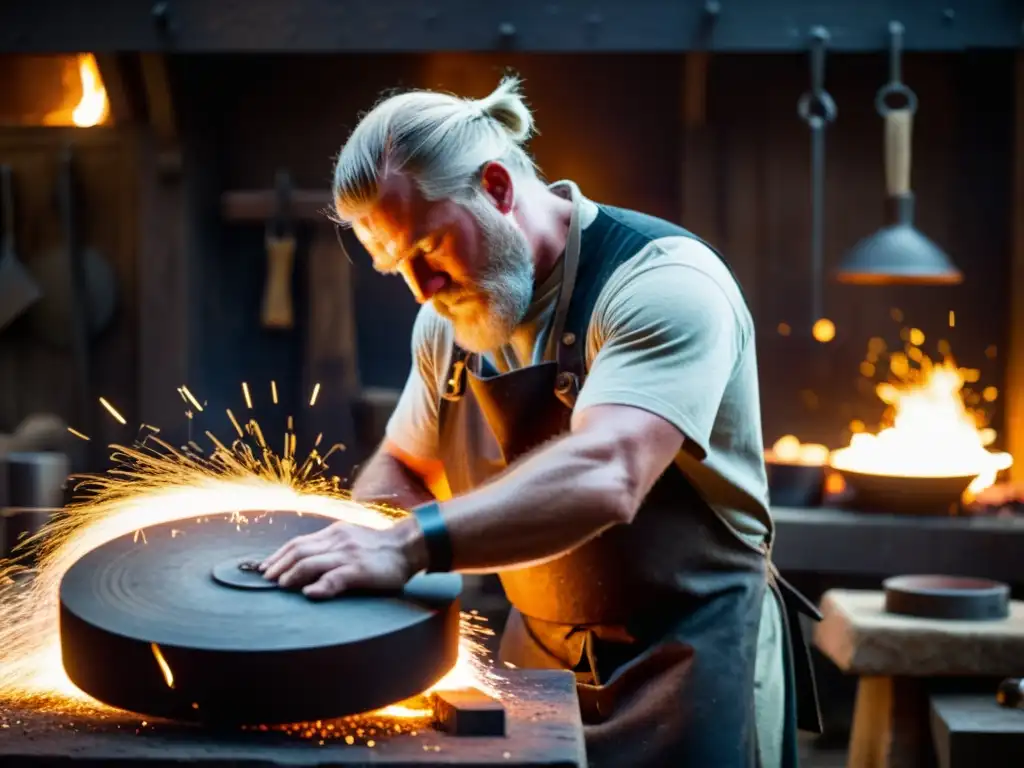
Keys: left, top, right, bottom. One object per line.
{"left": 396, "top": 428, "right": 636, "bottom": 575}
{"left": 351, "top": 447, "right": 435, "bottom": 510}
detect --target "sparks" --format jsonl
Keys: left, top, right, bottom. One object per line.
{"left": 67, "top": 427, "right": 90, "bottom": 442}
{"left": 98, "top": 397, "right": 127, "bottom": 425}
{"left": 309, "top": 383, "right": 321, "bottom": 407}
{"left": 150, "top": 644, "right": 175, "bottom": 689}
{"left": 0, "top": 383, "right": 502, "bottom": 721}
{"left": 180, "top": 386, "right": 204, "bottom": 413}
{"left": 271, "top": 381, "right": 278, "bottom": 405}
{"left": 241, "top": 382, "right": 253, "bottom": 410}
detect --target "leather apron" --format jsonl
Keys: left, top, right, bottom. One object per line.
{"left": 436, "top": 187, "right": 821, "bottom": 767}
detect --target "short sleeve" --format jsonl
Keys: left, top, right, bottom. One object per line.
{"left": 384, "top": 304, "right": 452, "bottom": 460}
{"left": 574, "top": 247, "right": 746, "bottom": 460}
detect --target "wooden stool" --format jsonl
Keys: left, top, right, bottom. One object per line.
{"left": 814, "top": 589, "right": 1024, "bottom": 768}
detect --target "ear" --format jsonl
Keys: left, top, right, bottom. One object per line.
{"left": 480, "top": 162, "right": 514, "bottom": 215}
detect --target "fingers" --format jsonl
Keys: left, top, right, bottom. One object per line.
{"left": 261, "top": 533, "right": 334, "bottom": 580}
{"left": 303, "top": 565, "right": 363, "bottom": 599}
{"left": 277, "top": 551, "right": 348, "bottom": 589}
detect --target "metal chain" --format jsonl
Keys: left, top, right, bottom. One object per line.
{"left": 797, "top": 27, "right": 835, "bottom": 328}
{"left": 875, "top": 20, "right": 918, "bottom": 116}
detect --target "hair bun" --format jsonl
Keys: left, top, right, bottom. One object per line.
{"left": 474, "top": 76, "right": 534, "bottom": 144}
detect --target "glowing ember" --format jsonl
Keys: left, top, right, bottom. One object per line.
{"left": 830, "top": 350, "right": 1013, "bottom": 495}
{"left": 0, "top": 386, "right": 501, "bottom": 724}
{"left": 766, "top": 435, "right": 829, "bottom": 466}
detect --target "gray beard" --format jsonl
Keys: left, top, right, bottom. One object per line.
{"left": 436, "top": 202, "right": 534, "bottom": 354}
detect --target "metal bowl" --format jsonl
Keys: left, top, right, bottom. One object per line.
{"left": 833, "top": 467, "right": 975, "bottom": 516}
{"left": 883, "top": 575, "right": 1010, "bottom": 621}
{"left": 766, "top": 461, "right": 825, "bottom": 507}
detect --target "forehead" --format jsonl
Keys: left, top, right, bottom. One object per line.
{"left": 350, "top": 174, "right": 439, "bottom": 263}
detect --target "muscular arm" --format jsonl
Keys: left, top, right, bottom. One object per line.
{"left": 351, "top": 440, "right": 450, "bottom": 509}
{"left": 394, "top": 404, "right": 683, "bottom": 574}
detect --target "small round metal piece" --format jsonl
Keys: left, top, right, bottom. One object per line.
{"left": 561, "top": 331, "right": 576, "bottom": 346}
{"left": 555, "top": 371, "right": 574, "bottom": 393}
{"left": 211, "top": 554, "right": 278, "bottom": 590}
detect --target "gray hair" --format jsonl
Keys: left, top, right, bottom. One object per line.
{"left": 332, "top": 76, "right": 537, "bottom": 222}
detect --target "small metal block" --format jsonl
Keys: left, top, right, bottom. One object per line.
{"left": 432, "top": 688, "right": 506, "bottom": 736}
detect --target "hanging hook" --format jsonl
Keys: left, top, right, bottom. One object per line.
{"left": 875, "top": 21, "right": 918, "bottom": 116}
{"left": 797, "top": 26, "right": 837, "bottom": 129}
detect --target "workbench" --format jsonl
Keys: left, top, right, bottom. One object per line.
{"left": 771, "top": 507, "right": 1024, "bottom": 583}
{"left": 0, "top": 669, "right": 587, "bottom": 767}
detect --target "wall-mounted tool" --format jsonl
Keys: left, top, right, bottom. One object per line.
{"left": 0, "top": 165, "right": 42, "bottom": 333}
{"left": 837, "top": 21, "right": 962, "bottom": 286}
{"left": 261, "top": 170, "right": 296, "bottom": 330}
{"left": 797, "top": 26, "right": 837, "bottom": 342}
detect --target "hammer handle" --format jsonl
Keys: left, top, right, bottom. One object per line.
{"left": 262, "top": 234, "right": 296, "bottom": 329}
{"left": 884, "top": 109, "right": 913, "bottom": 197}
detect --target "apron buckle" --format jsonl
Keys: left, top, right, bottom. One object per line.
{"left": 442, "top": 358, "right": 467, "bottom": 401}
{"left": 554, "top": 370, "right": 580, "bottom": 408}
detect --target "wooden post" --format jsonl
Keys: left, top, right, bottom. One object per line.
{"left": 1007, "top": 52, "right": 1024, "bottom": 481}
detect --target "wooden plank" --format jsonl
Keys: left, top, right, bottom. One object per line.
{"left": 679, "top": 52, "right": 721, "bottom": 243}
{"left": 814, "top": 589, "right": 1024, "bottom": 677}
{"left": 0, "top": 669, "right": 586, "bottom": 766}
{"left": 304, "top": 223, "right": 359, "bottom": 466}
{"left": 222, "top": 189, "right": 333, "bottom": 223}
{"left": 930, "top": 693, "right": 1024, "bottom": 768}
{"left": 1007, "top": 52, "right": 1024, "bottom": 482}
{"left": 136, "top": 130, "right": 189, "bottom": 435}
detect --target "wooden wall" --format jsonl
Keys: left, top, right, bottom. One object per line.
{"left": 0, "top": 50, "right": 1015, "bottom": 474}
{"left": 180, "top": 50, "right": 1014, "bottom": 459}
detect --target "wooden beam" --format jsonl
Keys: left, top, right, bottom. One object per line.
{"left": 303, "top": 224, "right": 359, "bottom": 468}
{"left": 138, "top": 52, "right": 180, "bottom": 177}
{"left": 1008, "top": 52, "right": 1024, "bottom": 482}
{"left": 93, "top": 54, "right": 135, "bottom": 126}
{"left": 679, "top": 52, "right": 722, "bottom": 244}
{"left": 221, "top": 189, "right": 333, "bottom": 223}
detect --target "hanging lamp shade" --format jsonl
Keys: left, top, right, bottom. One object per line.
{"left": 836, "top": 193, "right": 963, "bottom": 285}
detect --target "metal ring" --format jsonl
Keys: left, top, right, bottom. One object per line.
{"left": 797, "top": 90, "right": 837, "bottom": 127}
{"left": 875, "top": 82, "right": 918, "bottom": 116}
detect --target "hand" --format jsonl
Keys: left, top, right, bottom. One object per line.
{"left": 258, "top": 519, "right": 425, "bottom": 599}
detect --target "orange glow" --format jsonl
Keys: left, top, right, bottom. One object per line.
{"left": 830, "top": 352, "right": 1012, "bottom": 497}
{"left": 766, "top": 435, "right": 829, "bottom": 467}
{"left": 42, "top": 54, "right": 109, "bottom": 128}
{"left": 71, "top": 54, "right": 108, "bottom": 127}
{"left": 812, "top": 318, "right": 835, "bottom": 343}
{"left": 0, "top": 385, "right": 501, "bottom": 723}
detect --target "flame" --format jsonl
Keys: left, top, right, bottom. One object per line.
{"left": 830, "top": 351, "right": 1013, "bottom": 496}
{"left": 42, "top": 53, "right": 109, "bottom": 128}
{"left": 766, "top": 435, "right": 829, "bottom": 466}
{"left": 0, "top": 387, "right": 501, "bottom": 721}
{"left": 71, "top": 53, "right": 108, "bottom": 127}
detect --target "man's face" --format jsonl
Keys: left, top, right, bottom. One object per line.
{"left": 347, "top": 170, "right": 534, "bottom": 353}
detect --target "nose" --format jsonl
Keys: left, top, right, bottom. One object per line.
{"left": 401, "top": 254, "right": 450, "bottom": 303}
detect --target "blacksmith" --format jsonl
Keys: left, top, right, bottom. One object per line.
{"left": 261, "top": 77, "right": 820, "bottom": 767}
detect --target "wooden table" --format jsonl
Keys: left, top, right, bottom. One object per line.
{"left": 0, "top": 669, "right": 587, "bottom": 767}
{"left": 814, "top": 589, "right": 1024, "bottom": 768}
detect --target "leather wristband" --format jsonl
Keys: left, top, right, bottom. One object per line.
{"left": 411, "top": 501, "right": 453, "bottom": 573}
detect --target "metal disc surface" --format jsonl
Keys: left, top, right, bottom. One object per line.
{"left": 59, "top": 511, "right": 462, "bottom": 725}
